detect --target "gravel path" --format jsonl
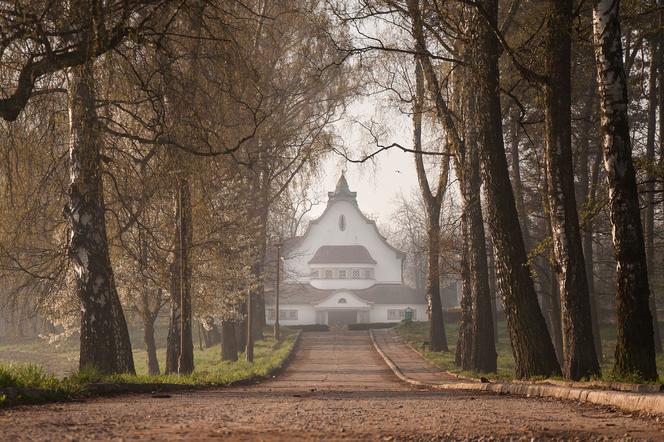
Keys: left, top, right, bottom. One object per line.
{"left": 1, "top": 331, "right": 662, "bottom": 441}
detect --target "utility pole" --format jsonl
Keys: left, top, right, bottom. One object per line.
{"left": 274, "top": 240, "right": 282, "bottom": 341}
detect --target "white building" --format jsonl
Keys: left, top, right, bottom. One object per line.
{"left": 265, "top": 174, "right": 427, "bottom": 326}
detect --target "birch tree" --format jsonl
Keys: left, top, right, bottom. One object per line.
{"left": 592, "top": 0, "right": 658, "bottom": 380}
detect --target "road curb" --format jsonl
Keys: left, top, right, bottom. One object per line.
{"left": 369, "top": 329, "right": 664, "bottom": 416}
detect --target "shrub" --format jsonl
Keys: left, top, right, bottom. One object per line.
{"left": 284, "top": 324, "right": 329, "bottom": 332}
{"left": 347, "top": 322, "right": 396, "bottom": 331}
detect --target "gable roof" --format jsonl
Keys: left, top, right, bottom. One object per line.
{"left": 265, "top": 283, "right": 428, "bottom": 305}
{"left": 285, "top": 173, "right": 406, "bottom": 260}
{"left": 308, "top": 245, "right": 377, "bottom": 265}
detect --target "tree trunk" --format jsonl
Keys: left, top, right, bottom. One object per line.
{"left": 143, "top": 315, "right": 160, "bottom": 375}
{"left": 509, "top": 106, "right": 532, "bottom": 249}
{"left": 65, "top": 62, "right": 135, "bottom": 375}
{"left": 165, "top": 177, "right": 194, "bottom": 375}
{"left": 413, "top": 58, "right": 448, "bottom": 352}
{"left": 467, "top": 145, "right": 497, "bottom": 373}
{"left": 645, "top": 37, "right": 663, "bottom": 354}
{"left": 221, "top": 320, "right": 238, "bottom": 361}
{"left": 577, "top": 85, "right": 604, "bottom": 361}
{"left": 250, "top": 198, "right": 269, "bottom": 342}
{"left": 459, "top": 69, "right": 496, "bottom": 372}
{"left": 592, "top": 0, "right": 658, "bottom": 380}
{"left": 201, "top": 317, "right": 221, "bottom": 348}
{"left": 540, "top": 194, "right": 564, "bottom": 364}
{"left": 408, "top": 0, "right": 559, "bottom": 376}
{"left": 236, "top": 306, "right": 247, "bottom": 353}
{"left": 544, "top": 0, "right": 600, "bottom": 379}
{"left": 426, "top": 215, "right": 448, "bottom": 352}
{"left": 487, "top": 238, "right": 499, "bottom": 345}
{"left": 468, "top": 0, "right": 561, "bottom": 378}
{"left": 456, "top": 215, "right": 473, "bottom": 368}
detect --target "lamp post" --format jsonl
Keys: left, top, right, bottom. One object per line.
{"left": 274, "top": 240, "right": 282, "bottom": 341}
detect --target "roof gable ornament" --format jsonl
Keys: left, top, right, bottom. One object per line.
{"left": 328, "top": 172, "right": 357, "bottom": 203}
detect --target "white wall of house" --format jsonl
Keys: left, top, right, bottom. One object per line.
{"left": 284, "top": 199, "right": 403, "bottom": 288}
{"left": 309, "top": 263, "right": 376, "bottom": 290}
{"left": 265, "top": 303, "right": 427, "bottom": 325}
{"left": 315, "top": 291, "right": 371, "bottom": 310}
{"left": 265, "top": 304, "right": 316, "bottom": 325}
{"left": 370, "top": 304, "right": 428, "bottom": 323}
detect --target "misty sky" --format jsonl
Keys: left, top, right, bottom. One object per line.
{"left": 308, "top": 97, "right": 419, "bottom": 223}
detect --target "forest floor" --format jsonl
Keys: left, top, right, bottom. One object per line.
{"left": 397, "top": 321, "right": 664, "bottom": 383}
{"left": 1, "top": 331, "right": 662, "bottom": 441}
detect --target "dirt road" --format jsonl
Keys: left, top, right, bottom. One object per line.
{"left": 1, "top": 331, "right": 662, "bottom": 441}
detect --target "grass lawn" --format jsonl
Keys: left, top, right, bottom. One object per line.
{"left": 396, "top": 320, "right": 664, "bottom": 383}
{"left": 0, "top": 327, "right": 297, "bottom": 407}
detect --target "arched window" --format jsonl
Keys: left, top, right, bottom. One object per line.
{"left": 339, "top": 214, "right": 346, "bottom": 231}
{"left": 338, "top": 297, "right": 347, "bottom": 304}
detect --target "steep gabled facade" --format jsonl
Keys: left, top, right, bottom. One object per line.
{"left": 265, "top": 174, "right": 426, "bottom": 326}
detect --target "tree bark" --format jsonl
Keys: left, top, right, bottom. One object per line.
{"left": 645, "top": 37, "right": 663, "bottom": 354}
{"left": 487, "top": 238, "right": 499, "bottom": 345}
{"left": 459, "top": 66, "right": 496, "bottom": 372}
{"left": 250, "top": 186, "right": 269, "bottom": 342}
{"left": 221, "top": 320, "right": 238, "bottom": 361}
{"left": 509, "top": 107, "right": 532, "bottom": 249}
{"left": 65, "top": 62, "right": 135, "bottom": 375}
{"left": 468, "top": 0, "right": 561, "bottom": 378}
{"left": 456, "top": 215, "right": 473, "bottom": 368}
{"left": 466, "top": 143, "right": 497, "bottom": 373}
{"left": 413, "top": 58, "right": 449, "bottom": 352}
{"left": 407, "top": 0, "right": 559, "bottom": 376}
{"left": 577, "top": 88, "right": 604, "bottom": 361}
{"left": 165, "top": 178, "right": 194, "bottom": 375}
{"left": 544, "top": 0, "right": 600, "bottom": 379}
{"left": 143, "top": 315, "right": 160, "bottom": 375}
{"left": 592, "top": 0, "right": 658, "bottom": 380}
{"left": 540, "top": 188, "right": 564, "bottom": 364}
{"left": 201, "top": 317, "right": 221, "bottom": 348}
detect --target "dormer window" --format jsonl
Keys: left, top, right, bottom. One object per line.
{"left": 338, "top": 298, "right": 347, "bottom": 304}
{"left": 339, "top": 214, "right": 346, "bottom": 231}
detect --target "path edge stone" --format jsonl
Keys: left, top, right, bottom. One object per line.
{"left": 369, "top": 329, "right": 664, "bottom": 417}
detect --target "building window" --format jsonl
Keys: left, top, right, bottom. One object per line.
{"left": 267, "top": 309, "right": 275, "bottom": 320}
{"left": 338, "top": 298, "right": 347, "bottom": 304}
{"left": 311, "top": 269, "right": 319, "bottom": 278}
{"left": 387, "top": 309, "right": 405, "bottom": 320}
{"left": 279, "top": 310, "right": 298, "bottom": 320}
{"left": 364, "top": 269, "right": 374, "bottom": 279}
{"left": 338, "top": 269, "right": 346, "bottom": 279}
{"left": 339, "top": 214, "right": 346, "bottom": 231}
{"left": 387, "top": 309, "right": 417, "bottom": 321}
{"left": 325, "top": 270, "right": 333, "bottom": 279}
{"left": 352, "top": 269, "right": 360, "bottom": 279}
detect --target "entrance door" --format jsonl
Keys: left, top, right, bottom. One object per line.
{"left": 327, "top": 310, "right": 358, "bottom": 326}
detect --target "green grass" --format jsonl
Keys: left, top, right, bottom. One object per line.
{"left": 396, "top": 320, "right": 664, "bottom": 383}
{"left": 0, "top": 328, "right": 297, "bottom": 407}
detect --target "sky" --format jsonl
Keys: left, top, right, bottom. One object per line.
{"left": 307, "top": 97, "right": 420, "bottom": 223}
